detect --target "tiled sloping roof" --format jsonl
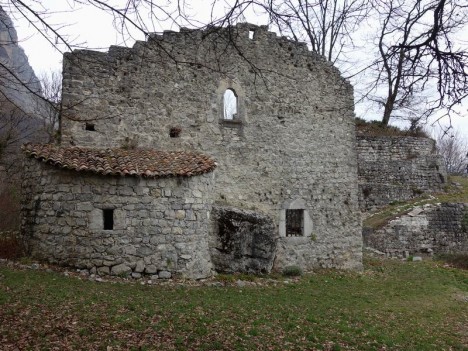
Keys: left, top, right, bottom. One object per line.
{"left": 22, "top": 144, "right": 216, "bottom": 178}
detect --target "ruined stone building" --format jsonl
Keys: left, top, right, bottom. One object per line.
{"left": 356, "top": 135, "right": 447, "bottom": 211}
{"left": 355, "top": 134, "right": 466, "bottom": 258}
{"left": 21, "top": 23, "right": 363, "bottom": 279}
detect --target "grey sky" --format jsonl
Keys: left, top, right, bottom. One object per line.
{"left": 9, "top": 0, "right": 468, "bottom": 137}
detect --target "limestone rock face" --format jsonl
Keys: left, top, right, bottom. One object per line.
{"left": 0, "top": 6, "right": 42, "bottom": 113}
{"left": 0, "top": 6, "right": 49, "bottom": 183}
{"left": 210, "top": 206, "right": 277, "bottom": 274}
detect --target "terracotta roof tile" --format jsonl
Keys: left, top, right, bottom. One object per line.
{"left": 22, "top": 144, "right": 217, "bottom": 178}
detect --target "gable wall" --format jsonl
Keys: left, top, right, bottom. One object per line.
{"left": 60, "top": 24, "right": 362, "bottom": 270}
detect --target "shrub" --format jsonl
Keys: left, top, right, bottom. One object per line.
{"left": 355, "top": 117, "right": 429, "bottom": 138}
{"left": 282, "top": 266, "right": 303, "bottom": 277}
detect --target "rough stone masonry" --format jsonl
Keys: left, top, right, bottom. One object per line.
{"left": 21, "top": 23, "right": 363, "bottom": 278}
{"left": 357, "top": 135, "right": 447, "bottom": 211}
{"left": 364, "top": 203, "right": 468, "bottom": 256}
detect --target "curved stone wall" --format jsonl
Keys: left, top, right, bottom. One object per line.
{"left": 21, "top": 158, "right": 214, "bottom": 279}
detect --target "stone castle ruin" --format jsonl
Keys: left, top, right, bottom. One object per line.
{"left": 20, "top": 23, "right": 363, "bottom": 279}
{"left": 356, "top": 135, "right": 447, "bottom": 211}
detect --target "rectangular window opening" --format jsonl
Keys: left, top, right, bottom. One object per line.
{"left": 286, "top": 209, "right": 304, "bottom": 237}
{"left": 103, "top": 209, "right": 114, "bottom": 230}
{"left": 85, "top": 123, "right": 96, "bottom": 131}
{"left": 248, "top": 30, "right": 255, "bottom": 40}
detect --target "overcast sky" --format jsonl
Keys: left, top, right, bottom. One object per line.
{"left": 9, "top": 0, "right": 468, "bottom": 137}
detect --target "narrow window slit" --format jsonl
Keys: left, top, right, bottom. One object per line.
{"left": 103, "top": 209, "right": 114, "bottom": 230}
{"left": 248, "top": 30, "right": 255, "bottom": 40}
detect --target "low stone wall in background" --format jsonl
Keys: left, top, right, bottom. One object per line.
{"left": 363, "top": 203, "right": 467, "bottom": 257}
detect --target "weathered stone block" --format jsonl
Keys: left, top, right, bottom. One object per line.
{"left": 175, "top": 210, "right": 185, "bottom": 219}
{"left": 134, "top": 260, "right": 145, "bottom": 273}
{"left": 111, "top": 263, "right": 131, "bottom": 276}
{"left": 210, "top": 206, "right": 277, "bottom": 274}
{"left": 97, "top": 266, "right": 110, "bottom": 275}
{"left": 158, "top": 270, "right": 172, "bottom": 279}
{"left": 145, "top": 265, "right": 158, "bottom": 274}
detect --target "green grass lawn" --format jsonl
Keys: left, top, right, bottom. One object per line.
{"left": 1, "top": 258, "right": 467, "bottom": 350}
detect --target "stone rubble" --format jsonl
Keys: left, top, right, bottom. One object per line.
{"left": 364, "top": 203, "right": 467, "bottom": 256}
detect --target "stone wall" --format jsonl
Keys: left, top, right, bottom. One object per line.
{"left": 357, "top": 136, "right": 447, "bottom": 211}
{"left": 363, "top": 203, "right": 468, "bottom": 256}
{"left": 58, "top": 23, "right": 363, "bottom": 271}
{"left": 21, "top": 158, "right": 215, "bottom": 279}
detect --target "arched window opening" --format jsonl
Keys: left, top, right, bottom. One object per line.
{"left": 223, "top": 89, "right": 238, "bottom": 120}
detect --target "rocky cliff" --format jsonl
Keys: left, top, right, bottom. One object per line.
{"left": 0, "top": 6, "right": 48, "bottom": 183}
{"left": 0, "top": 6, "right": 42, "bottom": 114}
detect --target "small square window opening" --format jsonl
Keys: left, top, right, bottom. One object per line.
{"left": 85, "top": 123, "right": 96, "bottom": 131}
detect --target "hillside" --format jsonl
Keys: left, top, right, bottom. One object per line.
{"left": 364, "top": 176, "right": 468, "bottom": 230}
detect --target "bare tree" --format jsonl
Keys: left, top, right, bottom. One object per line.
{"left": 437, "top": 129, "right": 468, "bottom": 175}
{"left": 369, "top": 0, "right": 468, "bottom": 126}
{"left": 0, "top": 0, "right": 466, "bottom": 130}
{"left": 37, "top": 71, "right": 61, "bottom": 142}
{"left": 263, "top": 0, "right": 369, "bottom": 64}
